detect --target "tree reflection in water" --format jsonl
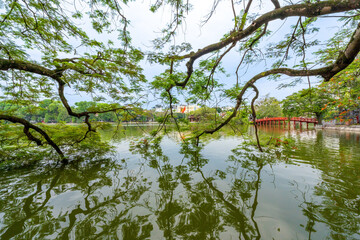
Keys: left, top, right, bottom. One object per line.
{"left": 0, "top": 157, "right": 152, "bottom": 240}
{"left": 0, "top": 131, "right": 359, "bottom": 239}
{"left": 288, "top": 130, "right": 360, "bottom": 240}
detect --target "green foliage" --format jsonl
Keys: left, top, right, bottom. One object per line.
{"left": 183, "top": 59, "right": 225, "bottom": 103}
{"left": 318, "top": 61, "right": 360, "bottom": 122}
{"left": 0, "top": 0, "right": 146, "bottom": 109}
{"left": 255, "top": 96, "right": 283, "bottom": 119}
{"left": 266, "top": 17, "right": 319, "bottom": 69}
{"left": 282, "top": 88, "right": 333, "bottom": 123}
{"left": 0, "top": 121, "right": 113, "bottom": 169}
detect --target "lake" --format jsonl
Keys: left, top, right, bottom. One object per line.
{"left": 0, "top": 125, "right": 359, "bottom": 239}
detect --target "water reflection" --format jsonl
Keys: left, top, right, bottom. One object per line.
{"left": 0, "top": 127, "right": 359, "bottom": 239}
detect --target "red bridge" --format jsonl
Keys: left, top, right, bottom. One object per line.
{"left": 253, "top": 117, "right": 318, "bottom": 129}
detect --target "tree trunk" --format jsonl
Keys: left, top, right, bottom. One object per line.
{"left": 315, "top": 112, "right": 323, "bottom": 125}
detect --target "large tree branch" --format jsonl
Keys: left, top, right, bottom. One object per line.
{"left": 0, "top": 58, "right": 132, "bottom": 151}
{"left": 195, "top": 21, "right": 360, "bottom": 138}
{"left": 0, "top": 114, "right": 67, "bottom": 163}
{"left": 0, "top": 58, "right": 129, "bottom": 115}
{"left": 0, "top": 59, "right": 93, "bottom": 137}
{"left": 174, "top": 0, "right": 360, "bottom": 87}
{"left": 0, "top": 59, "right": 64, "bottom": 79}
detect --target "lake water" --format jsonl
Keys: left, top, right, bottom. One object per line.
{"left": 0, "top": 126, "right": 359, "bottom": 239}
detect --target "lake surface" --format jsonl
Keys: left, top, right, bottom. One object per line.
{"left": 0, "top": 126, "right": 359, "bottom": 239}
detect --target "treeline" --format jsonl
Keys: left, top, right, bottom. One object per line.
{"left": 255, "top": 68, "right": 360, "bottom": 125}
{"left": 0, "top": 99, "right": 250, "bottom": 124}
{"left": 0, "top": 100, "right": 153, "bottom": 123}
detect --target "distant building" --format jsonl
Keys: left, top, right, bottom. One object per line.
{"left": 154, "top": 104, "right": 165, "bottom": 112}
{"left": 175, "top": 104, "right": 200, "bottom": 113}
{"left": 188, "top": 115, "right": 200, "bottom": 122}
{"left": 221, "top": 106, "right": 233, "bottom": 111}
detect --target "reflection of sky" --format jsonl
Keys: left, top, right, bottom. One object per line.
{"left": 0, "top": 212, "right": 4, "bottom": 229}
{"left": 260, "top": 163, "right": 327, "bottom": 239}
{"left": 48, "top": 190, "right": 84, "bottom": 217}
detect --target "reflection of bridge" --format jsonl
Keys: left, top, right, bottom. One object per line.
{"left": 253, "top": 117, "right": 318, "bottom": 129}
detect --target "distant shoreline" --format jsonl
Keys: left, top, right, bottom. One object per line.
{"left": 316, "top": 125, "right": 360, "bottom": 132}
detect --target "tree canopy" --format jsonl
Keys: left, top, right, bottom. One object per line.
{"left": 1, "top": 0, "right": 360, "bottom": 163}
{"left": 282, "top": 88, "right": 333, "bottom": 123}
{"left": 255, "top": 96, "right": 283, "bottom": 119}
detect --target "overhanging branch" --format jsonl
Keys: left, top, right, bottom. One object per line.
{"left": 175, "top": 0, "right": 360, "bottom": 88}
{"left": 195, "top": 21, "right": 360, "bottom": 138}
{"left": 0, "top": 114, "right": 67, "bottom": 163}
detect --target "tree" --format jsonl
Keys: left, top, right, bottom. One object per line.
{"left": 1, "top": 0, "right": 360, "bottom": 163}
{"left": 318, "top": 60, "right": 360, "bottom": 123}
{"left": 0, "top": 0, "right": 145, "bottom": 163}
{"left": 255, "top": 96, "right": 283, "bottom": 119}
{"left": 282, "top": 88, "right": 333, "bottom": 124}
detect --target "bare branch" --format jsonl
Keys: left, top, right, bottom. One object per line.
{"left": 239, "top": 0, "right": 253, "bottom": 31}
{"left": 236, "top": 23, "right": 268, "bottom": 86}
{"left": 271, "top": 0, "right": 280, "bottom": 9}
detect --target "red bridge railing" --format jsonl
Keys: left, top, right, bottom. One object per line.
{"left": 252, "top": 117, "right": 318, "bottom": 128}
{"left": 289, "top": 117, "right": 317, "bottom": 123}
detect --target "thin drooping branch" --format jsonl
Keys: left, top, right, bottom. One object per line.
{"left": 236, "top": 0, "right": 254, "bottom": 31}
{"left": 206, "top": 42, "right": 237, "bottom": 94}
{"left": 201, "top": 0, "right": 221, "bottom": 26}
{"left": 1, "top": 1, "right": 17, "bottom": 24}
{"left": 236, "top": 23, "right": 268, "bottom": 87}
{"left": 281, "top": 17, "right": 301, "bottom": 65}
{"left": 231, "top": 0, "right": 237, "bottom": 31}
{"left": 112, "top": 0, "right": 130, "bottom": 47}
{"left": 299, "top": 17, "right": 312, "bottom": 89}
{"left": 0, "top": 114, "right": 67, "bottom": 163}
{"left": 249, "top": 84, "right": 263, "bottom": 152}
{"left": 166, "top": 88, "right": 183, "bottom": 141}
